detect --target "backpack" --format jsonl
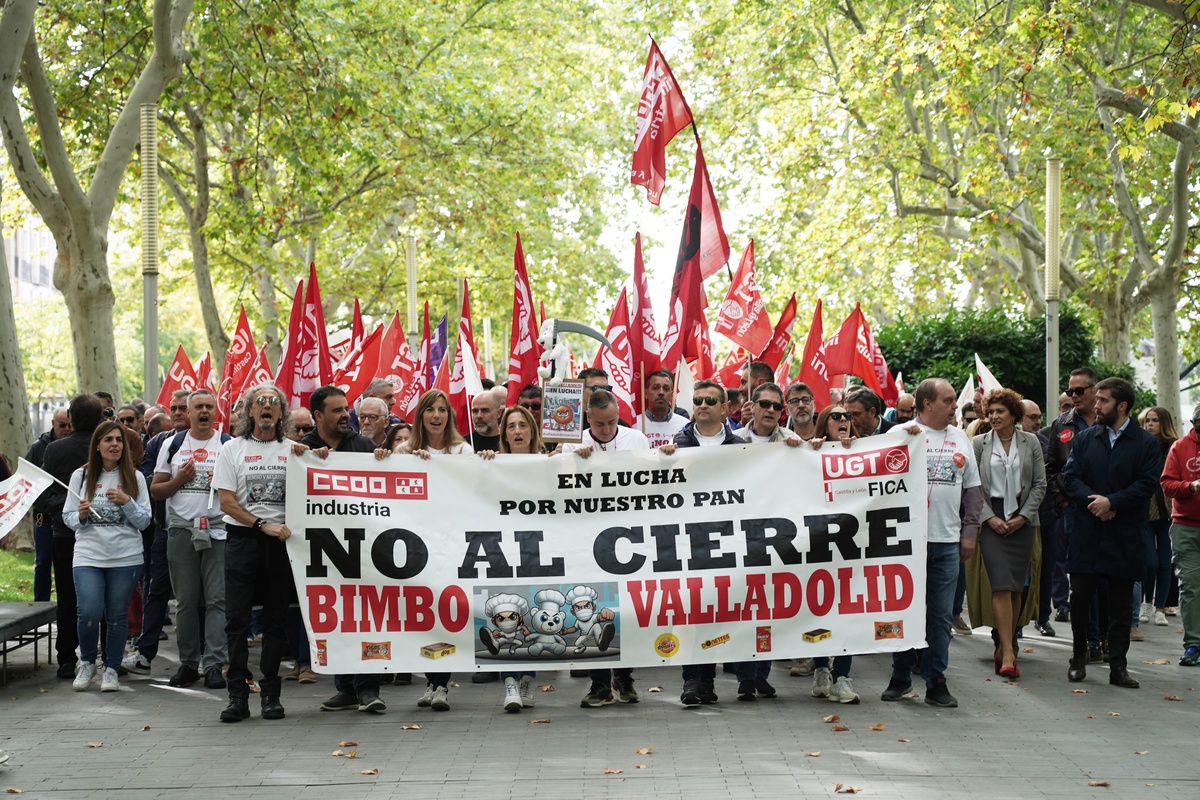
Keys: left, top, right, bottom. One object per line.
{"left": 152, "top": 430, "right": 232, "bottom": 529}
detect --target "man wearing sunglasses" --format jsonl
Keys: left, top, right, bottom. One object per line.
{"left": 1043, "top": 366, "right": 1099, "bottom": 626}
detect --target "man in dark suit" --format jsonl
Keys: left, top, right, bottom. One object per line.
{"left": 1062, "top": 377, "right": 1160, "bottom": 688}
{"left": 845, "top": 386, "right": 895, "bottom": 438}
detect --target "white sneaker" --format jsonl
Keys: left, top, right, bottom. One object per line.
{"left": 122, "top": 652, "right": 151, "bottom": 675}
{"left": 1166, "top": 607, "right": 1179, "bottom": 616}
{"left": 73, "top": 663, "right": 97, "bottom": 691}
{"left": 430, "top": 685, "right": 450, "bottom": 711}
{"left": 811, "top": 667, "right": 832, "bottom": 697}
{"left": 830, "top": 676, "right": 861, "bottom": 704}
{"left": 100, "top": 667, "right": 120, "bottom": 692}
{"left": 1139, "top": 602, "right": 1152, "bottom": 624}
{"left": 1155, "top": 610, "right": 1169, "bottom": 626}
{"left": 518, "top": 674, "right": 535, "bottom": 708}
{"left": 503, "top": 678, "right": 522, "bottom": 713}
{"left": 416, "top": 685, "right": 435, "bottom": 707}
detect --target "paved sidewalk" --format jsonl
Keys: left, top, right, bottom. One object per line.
{"left": 0, "top": 618, "right": 1196, "bottom": 799}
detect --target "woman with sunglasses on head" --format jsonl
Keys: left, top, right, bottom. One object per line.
{"left": 62, "top": 421, "right": 153, "bottom": 692}
{"left": 1140, "top": 407, "right": 1179, "bottom": 628}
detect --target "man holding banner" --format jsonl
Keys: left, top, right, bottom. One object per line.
{"left": 881, "top": 378, "right": 981, "bottom": 708}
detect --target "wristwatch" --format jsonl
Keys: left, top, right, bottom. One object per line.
{"left": 252, "top": 517, "right": 265, "bottom": 531}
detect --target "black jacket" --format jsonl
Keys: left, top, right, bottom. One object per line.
{"left": 27, "top": 430, "right": 56, "bottom": 517}
{"left": 1062, "top": 420, "right": 1160, "bottom": 579}
{"left": 299, "top": 430, "right": 377, "bottom": 454}
{"left": 673, "top": 421, "right": 740, "bottom": 448}
{"left": 40, "top": 430, "right": 94, "bottom": 537}
{"left": 1042, "top": 407, "right": 1093, "bottom": 511}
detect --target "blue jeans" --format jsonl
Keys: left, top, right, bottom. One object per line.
{"left": 952, "top": 561, "right": 966, "bottom": 617}
{"left": 892, "top": 541, "right": 958, "bottom": 688}
{"left": 33, "top": 515, "right": 54, "bottom": 601}
{"left": 734, "top": 660, "right": 771, "bottom": 682}
{"left": 1144, "top": 520, "right": 1173, "bottom": 608}
{"left": 74, "top": 565, "right": 142, "bottom": 670}
{"left": 814, "top": 655, "right": 853, "bottom": 679}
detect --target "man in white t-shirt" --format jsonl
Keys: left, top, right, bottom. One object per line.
{"left": 152, "top": 389, "right": 229, "bottom": 690}
{"left": 633, "top": 369, "right": 688, "bottom": 448}
{"left": 881, "top": 378, "right": 982, "bottom": 709}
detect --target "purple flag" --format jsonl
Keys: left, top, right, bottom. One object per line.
{"left": 429, "top": 313, "right": 449, "bottom": 381}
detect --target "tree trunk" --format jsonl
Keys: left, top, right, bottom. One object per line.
{"left": 191, "top": 228, "right": 229, "bottom": 372}
{"left": 0, "top": 181, "right": 35, "bottom": 528}
{"left": 54, "top": 229, "right": 121, "bottom": 397}
{"left": 1094, "top": 288, "right": 1132, "bottom": 365}
{"left": 1148, "top": 281, "right": 1181, "bottom": 425}
{"left": 254, "top": 260, "right": 283, "bottom": 367}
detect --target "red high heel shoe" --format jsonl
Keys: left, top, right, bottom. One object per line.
{"left": 999, "top": 658, "right": 1020, "bottom": 679}
{"left": 994, "top": 649, "right": 1002, "bottom": 675}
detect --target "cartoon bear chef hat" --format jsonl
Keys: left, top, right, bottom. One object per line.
{"left": 484, "top": 593, "right": 530, "bottom": 618}
{"left": 533, "top": 588, "right": 566, "bottom": 613}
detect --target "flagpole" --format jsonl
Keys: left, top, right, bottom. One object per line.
{"left": 639, "top": 360, "right": 647, "bottom": 434}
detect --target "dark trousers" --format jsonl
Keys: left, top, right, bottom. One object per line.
{"left": 1070, "top": 573, "right": 1133, "bottom": 670}
{"left": 425, "top": 672, "right": 451, "bottom": 688}
{"left": 224, "top": 526, "right": 293, "bottom": 699}
{"left": 1038, "top": 516, "right": 1060, "bottom": 623}
{"left": 33, "top": 515, "right": 54, "bottom": 602}
{"left": 51, "top": 535, "right": 78, "bottom": 666}
{"left": 335, "top": 673, "right": 381, "bottom": 700}
{"left": 589, "top": 668, "right": 632, "bottom": 685}
{"left": 681, "top": 664, "right": 716, "bottom": 682}
{"left": 136, "top": 527, "right": 171, "bottom": 660}
{"left": 1053, "top": 511, "right": 1072, "bottom": 610}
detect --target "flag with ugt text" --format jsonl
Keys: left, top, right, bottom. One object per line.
{"left": 630, "top": 38, "right": 695, "bottom": 205}
{"left": 217, "top": 306, "right": 257, "bottom": 424}
{"left": 661, "top": 142, "right": 728, "bottom": 370}
{"left": 821, "top": 304, "right": 884, "bottom": 399}
{"left": 798, "top": 300, "right": 831, "bottom": 405}
{"left": 277, "top": 264, "right": 334, "bottom": 410}
{"left": 402, "top": 302, "right": 433, "bottom": 421}
{"left": 156, "top": 345, "right": 197, "bottom": 408}
{"left": 714, "top": 240, "right": 772, "bottom": 356}
{"left": 505, "top": 234, "right": 543, "bottom": 406}
{"left": 595, "top": 289, "right": 636, "bottom": 424}
{"left": 628, "top": 233, "right": 661, "bottom": 414}
{"left": 758, "top": 293, "right": 796, "bottom": 371}
{"left": 333, "top": 325, "right": 384, "bottom": 407}
{"left": 378, "top": 312, "right": 416, "bottom": 416}
{"left": 688, "top": 312, "right": 715, "bottom": 381}
{"left": 449, "top": 280, "right": 485, "bottom": 436}
{"left": 0, "top": 459, "right": 57, "bottom": 543}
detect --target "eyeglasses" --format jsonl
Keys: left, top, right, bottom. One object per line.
{"left": 693, "top": 396, "right": 721, "bottom": 407}
{"left": 359, "top": 414, "right": 384, "bottom": 423}
{"left": 117, "top": 416, "right": 136, "bottom": 424}
{"left": 756, "top": 400, "right": 784, "bottom": 412}
{"left": 590, "top": 384, "right": 613, "bottom": 392}
{"left": 522, "top": 404, "right": 542, "bottom": 412}
{"left": 828, "top": 411, "right": 852, "bottom": 421}
{"left": 787, "top": 396, "right": 814, "bottom": 406}
{"left": 1027, "top": 414, "right": 1043, "bottom": 422}
{"left": 254, "top": 395, "right": 281, "bottom": 407}
{"left": 294, "top": 424, "right": 315, "bottom": 434}
{"left": 1064, "top": 387, "right": 1091, "bottom": 397}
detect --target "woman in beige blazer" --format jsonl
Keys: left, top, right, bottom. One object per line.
{"left": 972, "top": 388, "right": 1047, "bottom": 679}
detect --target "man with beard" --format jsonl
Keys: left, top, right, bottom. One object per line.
{"left": 785, "top": 381, "right": 819, "bottom": 440}
{"left": 213, "top": 384, "right": 295, "bottom": 722}
{"left": 845, "top": 386, "right": 895, "bottom": 438}
{"left": 152, "top": 389, "right": 231, "bottom": 689}
{"left": 634, "top": 369, "right": 689, "bottom": 447}
{"left": 1062, "top": 377, "right": 1160, "bottom": 688}
{"left": 470, "top": 391, "right": 503, "bottom": 451}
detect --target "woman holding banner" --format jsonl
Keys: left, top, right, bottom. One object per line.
{"left": 398, "top": 389, "right": 471, "bottom": 711}
{"left": 970, "top": 389, "right": 1046, "bottom": 680}
{"left": 62, "top": 421, "right": 152, "bottom": 693}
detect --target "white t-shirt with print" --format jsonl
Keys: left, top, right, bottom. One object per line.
{"left": 156, "top": 432, "right": 227, "bottom": 537}
{"left": 212, "top": 436, "right": 294, "bottom": 526}
{"left": 633, "top": 413, "right": 688, "bottom": 448}
{"left": 918, "top": 421, "right": 981, "bottom": 543}
{"left": 563, "top": 426, "right": 651, "bottom": 453}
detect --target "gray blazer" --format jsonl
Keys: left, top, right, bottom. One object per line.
{"left": 972, "top": 429, "right": 1047, "bottom": 527}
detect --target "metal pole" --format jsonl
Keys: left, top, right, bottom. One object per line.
{"left": 140, "top": 103, "right": 160, "bottom": 402}
{"left": 406, "top": 233, "right": 418, "bottom": 344}
{"left": 1045, "top": 158, "right": 1062, "bottom": 411}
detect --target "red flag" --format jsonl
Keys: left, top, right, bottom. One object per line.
{"left": 596, "top": 289, "right": 637, "bottom": 424}
{"left": 378, "top": 312, "right": 416, "bottom": 415}
{"left": 449, "top": 280, "right": 484, "bottom": 435}
{"left": 628, "top": 233, "right": 661, "bottom": 414}
{"left": 630, "top": 39, "right": 694, "bottom": 205}
{"left": 402, "top": 302, "right": 432, "bottom": 420}
{"left": 774, "top": 343, "right": 795, "bottom": 387}
{"left": 241, "top": 345, "right": 276, "bottom": 393}
{"left": 276, "top": 263, "right": 333, "bottom": 410}
{"left": 156, "top": 346, "right": 197, "bottom": 407}
{"left": 505, "top": 234, "right": 542, "bottom": 406}
{"left": 332, "top": 325, "right": 384, "bottom": 407}
{"left": 758, "top": 293, "right": 797, "bottom": 370}
{"left": 276, "top": 278, "right": 303, "bottom": 378}
{"left": 194, "top": 352, "right": 216, "bottom": 392}
{"left": 714, "top": 240, "right": 772, "bottom": 356}
{"left": 351, "top": 298, "right": 364, "bottom": 350}
{"left": 216, "top": 307, "right": 257, "bottom": 425}
{"left": 863, "top": 317, "right": 898, "bottom": 405}
{"left": 797, "top": 300, "right": 832, "bottom": 405}
{"left": 688, "top": 313, "right": 715, "bottom": 381}
{"left": 716, "top": 348, "right": 745, "bottom": 389}
{"left": 821, "top": 304, "right": 885, "bottom": 397}
{"left": 661, "top": 143, "right": 728, "bottom": 369}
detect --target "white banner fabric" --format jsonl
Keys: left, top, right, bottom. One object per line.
{"left": 0, "top": 458, "right": 56, "bottom": 543}
{"left": 285, "top": 434, "right": 929, "bottom": 673}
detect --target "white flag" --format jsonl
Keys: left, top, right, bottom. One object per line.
{"left": 974, "top": 353, "right": 1002, "bottom": 394}
{"left": 0, "top": 458, "right": 57, "bottom": 543}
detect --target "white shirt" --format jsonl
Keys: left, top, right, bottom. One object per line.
{"left": 212, "top": 436, "right": 294, "bottom": 526}
{"left": 695, "top": 428, "right": 728, "bottom": 447}
{"left": 563, "top": 426, "right": 651, "bottom": 453}
{"left": 63, "top": 468, "right": 151, "bottom": 569}
{"left": 634, "top": 412, "right": 688, "bottom": 448}
{"left": 155, "top": 432, "right": 227, "bottom": 537}
{"left": 918, "top": 420, "right": 981, "bottom": 543}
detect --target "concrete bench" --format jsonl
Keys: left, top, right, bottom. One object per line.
{"left": 0, "top": 601, "right": 57, "bottom": 685}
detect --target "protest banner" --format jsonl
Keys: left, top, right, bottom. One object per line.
{"left": 540, "top": 381, "right": 584, "bottom": 443}
{"left": 0, "top": 459, "right": 57, "bottom": 542}
{"left": 285, "top": 434, "right": 928, "bottom": 673}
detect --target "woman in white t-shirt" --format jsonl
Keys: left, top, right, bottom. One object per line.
{"left": 63, "top": 421, "right": 152, "bottom": 693}
{"left": 396, "top": 389, "right": 470, "bottom": 710}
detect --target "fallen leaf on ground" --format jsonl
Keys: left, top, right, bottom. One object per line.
{"left": 603, "top": 768, "right": 623, "bottom": 775}
{"left": 832, "top": 725, "right": 850, "bottom": 732}
{"left": 346, "top": 751, "right": 357, "bottom": 759}
{"left": 6, "top": 789, "right": 25, "bottom": 794}
{"left": 86, "top": 742, "right": 102, "bottom": 748}
{"left": 1088, "top": 780, "right": 1110, "bottom": 787}
{"left": 1142, "top": 659, "right": 1169, "bottom": 665}
{"left": 38, "top": 688, "right": 48, "bottom": 694}
{"left": 985, "top": 678, "right": 992, "bottom": 682}
{"left": 1022, "top": 647, "right": 1033, "bottom": 653}
{"left": 449, "top": 681, "right": 459, "bottom": 688}
{"left": 805, "top": 751, "right": 821, "bottom": 757}
{"left": 140, "top": 726, "right": 151, "bottom": 731}
{"left": 823, "top": 714, "right": 840, "bottom": 723}
{"left": 634, "top": 746, "right": 654, "bottom": 755}
{"left": 636, "top": 765, "right": 648, "bottom": 769}
{"left": 1087, "top": 715, "right": 1097, "bottom": 719}
{"left": 331, "top": 750, "right": 345, "bottom": 757}
{"left": 1165, "top": 695, "right": 1182, "bottom": 701}
{"left": 897, "top": 739, "right": 911, "bottom": 743}
{"left": 400, "top": 725, "right": 421, "bottom": 731}
{"left": 246, "top": 681, "right": 260, "bottom": 694}
{"left": 361, "top": 768, "right": 379, "bottom": 775}
{"left": 909, "top": 693, "right": 920, "bottom": 698}
{"left": 1108, "top": 712, "right": 1121, "bottom": 717}
{"left": 646, "top": 686, "right": 663, "bottom": 693}
{"left": 868, "top": 723, "right": 886, "bottom": 731}
{"left": 1072, "top": 689, "right": 1089, "bottom": 693}
{"left": 540, "top": 685, "right": 555, "bottom": 692}
{"left": 834, "top": 784, "right": 859, "bottom": 794}
{"left": 1134, "top": 750, "right": 1149, "bottom": 755}
{"left": 338, "top": 741, "right": 357, "bottom": 747}
{"left": 530, "top": 718, "right": 551, "bottom": 724}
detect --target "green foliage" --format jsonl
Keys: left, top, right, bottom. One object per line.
{"left": 0, "top": 550, "right": 34, "bottom": 603}
{"left": 876, "top": 305, "right": 1096, "bottom": 409}
{"left": 1088, "top": 358, "right": 1157, "bottom": 412}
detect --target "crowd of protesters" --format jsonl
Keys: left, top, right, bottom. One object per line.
{"left": 12, "top": 362, "right": 1200, "bottom": 724}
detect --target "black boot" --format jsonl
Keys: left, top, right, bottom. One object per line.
{"left": 220, "top": 695, "right": 250, "bottom": 723}
{"left": 261, "top": 696, "right": 286, "bottom": 719}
